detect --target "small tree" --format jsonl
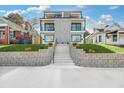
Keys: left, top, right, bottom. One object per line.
{"left": 7, "top": 13, "right": 24, "bottom": 26}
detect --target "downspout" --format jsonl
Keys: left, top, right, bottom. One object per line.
{"left": 40, "top": 20, "right": 42, "bottom": 44}
{"left": 118, "top": 31, "right": 120, "bottom": 45}
{"left": 7, "top": 25, "right": 10, "bottom": 44}
{"left": 83, "top": 18, "right": 86, "bottom": 44}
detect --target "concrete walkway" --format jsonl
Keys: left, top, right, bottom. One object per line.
{"left": 54, "top": 44, "right": 74, "bottom": 65}
{"left": 0, "top": 44, "right": 124, "bottom": 88}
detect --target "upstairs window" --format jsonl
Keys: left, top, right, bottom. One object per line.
{"left": 71, "top": 23, "right": 81, "bottom": 31}
{"left": 44, "top": 23, "right": 54, "bottom": 31}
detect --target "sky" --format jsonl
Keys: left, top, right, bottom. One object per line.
{"left": 0, "top": 5, "right": 124, "bottom": 33}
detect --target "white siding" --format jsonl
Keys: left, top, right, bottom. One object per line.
{"left": 119, "top": 39, "right": 124, "bottom": 45}
{"left": 55, "top": 19, "right": 71, "bottom": 43}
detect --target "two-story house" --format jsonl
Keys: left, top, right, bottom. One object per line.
{"left": 40, "top": 11, "right": 86, "bottom": 44}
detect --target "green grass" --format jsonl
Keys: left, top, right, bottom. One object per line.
{"left": 98, "top": 44, "right": 124, "bottom": 54}
{"left": 0, "top": 44, "right": 50, "bottom": 52}
{"left": 75, "top": 44, "right": 118, "bottom": 53}
{"left": 0, "top": 45, "right": 11, "bottom": 48}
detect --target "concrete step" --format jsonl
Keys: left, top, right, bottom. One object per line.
{"left": 54, "top": 63, "right": 74, "bottom": 65}
{"left": 54, "top": 60, "right": 73, "bottom": 63}
{"left": 54, "top": 44, "right": 73, "bottom": 65}
{"left": 54, "top": 58, "right": 72, "bottom": 60}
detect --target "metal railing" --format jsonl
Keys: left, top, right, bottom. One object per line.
{"left": 52, "top": 38, "right": 57, "bottom": 64}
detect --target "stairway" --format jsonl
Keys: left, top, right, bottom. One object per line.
{"left": 54, "top": 44, "right": 74, "bottom": 65}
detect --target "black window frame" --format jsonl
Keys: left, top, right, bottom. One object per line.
{"left": 71, "top": 23, "right": 82, "bottom": 31}
{"left": 113, "top": 34, "right": 117, "bottom": 42}
{"left": 0, "top": 31, "right": 3, "bottom": 39}
{"left": 44, "top": 23, "right": 55, "bottom": 31}
{"left": 44, "top": 35, "right": 54, "bottom": 42}
{"left": 99, "top": 35, "right": 102, "bottom": 42}
{"left": 71, "top": 35, "right": 81, "bottom": 42}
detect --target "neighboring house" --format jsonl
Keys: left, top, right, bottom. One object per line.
{"left": 32, "top": 30, "right": 41, "bottom": 44}
{"left": 86, "top": 23, "right": 124, "bottom": 45}
{"left": 86, "top": 25, "right": 107, "bottom": 44}
{"left": 105, "top": 23, "right": 124, "bottom": 45}
{"left": 40, "top": 11, "right": 86, "bottom": 44}
{"left": 31, "top": 21, "right": 41, "bottom": 44}
{"left": 0, "top": 17, "right": 30, "bottom": 44}
{"left": 23, "top": 21, "right": 32, "bottom": 31}
{"left": 92, "top": 26, "right": 107, "bottom": 44}
{"left": 22, "top": 21, "right": 32, "bottom": 44}
{"left": 86, "top": 33, "right": 96, "bottom": 44}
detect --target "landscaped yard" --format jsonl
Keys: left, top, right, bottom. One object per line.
{"left": 99, "top": 44, "right": 124, "bottom": 53}
{"left": 75, "top": 44, "right": 124, "bottom": 53}
{"left": 0, "top": 44, "right": 50, "bottom": 52}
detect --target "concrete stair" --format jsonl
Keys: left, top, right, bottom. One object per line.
{"left": 54, "top": 44, "right": 74, "bottom": 65}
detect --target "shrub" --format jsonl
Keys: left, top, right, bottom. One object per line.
{"left": 48, "top": 42, "right": 53, "bottom": 46}
{"left": 72, "top": 43, "right": 77, "bottom": 46}
{"left": 88, "top": 49, "right": 95, "bottom": 53}
{"left": 25, "top": 48, "right": 32, "bottom": 51}
{"left": 0, "top": 44, "right": 50, "bottom": 52}
{"left": 42, "top": 44, "right": 49, "bottom": 49}
{"left": 75, "top": 44, "right": 114, "bottom": 53}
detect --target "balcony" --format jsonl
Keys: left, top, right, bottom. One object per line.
{"left": 70, "top": 30, "right": 85, "bottom": 34}
{"left": 41, "top": 30, "right": 55, "bottom": 34}
{"left": 44, "top": 28, "right": 55, "bottom": 31}
{"left": 42, "top": 11, "right": 82, "bottom": 19}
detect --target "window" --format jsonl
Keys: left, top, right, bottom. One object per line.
{"left": 55, "top": 14, "right": 62, "bottom": 18}
{"left": 71, "top": 35, "right": 81, "bottom": 42}
{"left": 0, "top": 26, "right": 5, "bottom": 29}
{"left": 99, "top": 35, "right": 102, "bottom": 42}
{"left": 113, "top": 35, "right": 117, "bottom": 42}
{"left": 9, "top": 32, "right": 15, "bottom": 39}
{"left": 44, "top": 23, "right": 54, "bottom": 31}
{"left": 44, "top": 35, "right": 54, "bottom": 42}
{"left": 71, "top": 23, "right": 81, "bottom": 31}
{"left": 0, "top": 31, "right": 3, "bottom": 39}
{"left": 64, "top": 13, "right": 71, "bottom": 18}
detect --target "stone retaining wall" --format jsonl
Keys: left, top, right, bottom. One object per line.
{"left": 69, "top": 44, "right": 124, "bottom": 68}
{"left": 0, "top": 46, "right": 55, "bottom": 66}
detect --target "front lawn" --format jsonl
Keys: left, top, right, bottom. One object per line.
{"left": 75, "top": 44, "right": 118, "bottom": 53}
{"left": 98, "top": 44, "right": 124, "bottom": 53}
{"left": 0, "top": 44, "right": 50, "bottom": 52}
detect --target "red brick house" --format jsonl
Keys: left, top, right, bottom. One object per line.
{"left": 0, "top": 17, "right": 31, "bottom": 44}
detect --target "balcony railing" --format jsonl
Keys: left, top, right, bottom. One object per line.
{"left": 43, "top": 16, "right": 82, "bottom": 19}
{"left": 44, "top": 28, "right": 55, "bottom": 31}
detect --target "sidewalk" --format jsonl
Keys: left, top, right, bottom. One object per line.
{"left": 0, "top": 66, "right": 124, "bottom": 88}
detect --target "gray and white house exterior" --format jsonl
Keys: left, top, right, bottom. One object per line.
{"left": 86, "top": 23, "right": 124, "bottom": 45}
{"left": 40, "top": 11, "right": 86, "bottom": 44}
